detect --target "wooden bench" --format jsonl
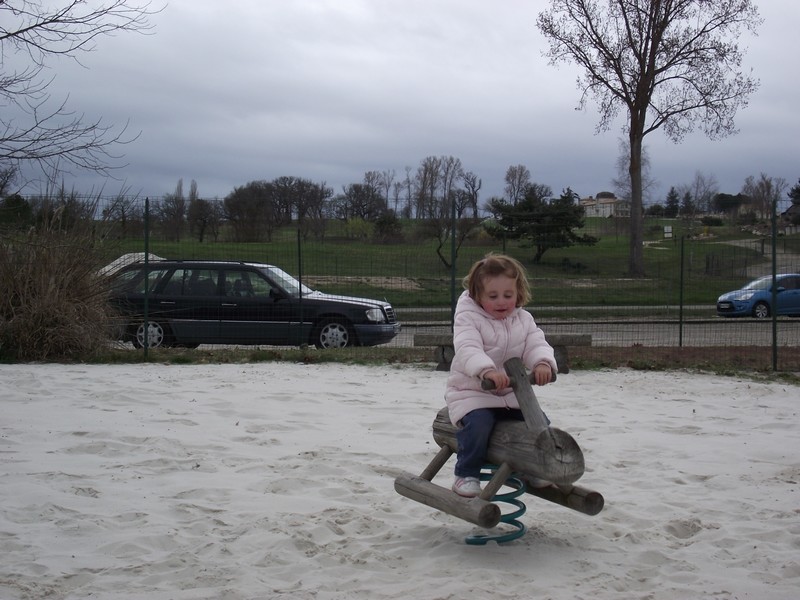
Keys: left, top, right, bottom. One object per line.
{"left": 413, "top": 332, "right": 592, "bottom": 373}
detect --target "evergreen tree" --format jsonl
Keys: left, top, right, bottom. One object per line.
{"left": 487, "top": 187, "right": 597, "bottom": 263}
{"left": 788, "top": 179, "right": 800, "bottom": 205}
{"left": 664, "top": 187, "right": 680, "bottom": 218}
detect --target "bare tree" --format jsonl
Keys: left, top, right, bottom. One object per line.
{"left": 414, "top": 156, "right": 442, "bottom": 219}
{"left": 0, "top": 166, "right": 19, "bottom": 197}
{"left": 188, "top": 179, "right": 199, "bottom": 204}
{"left": 403, "top": 166, "right": 414, "bottom": 218}
{"left": 439, "top": 156, "right": 464, "bottom": 217}
{"left": 302, "top": 181, "right": 333, "bottom": 241}
{"left": 102, "top": 188, "right": 143, "bottom": 238}
{"left": 687, "top": 171, "right": 719, "bottom": 215}
{"left": 391, "top": 180, "right": 404, "bottom": 217}
{"left": 157, "top": 179, "right": 186, "bottom": 242}
{"left": 333, "top": 182, "right": 385, "bottom": 222}
{"left": 362, "top": 171, "right": 383, "bottom": 205}
{"left": 224, "top": 181, "right": 276, "bottom": 243}
{"left": 504, "top": 165, "right": 531, "bottom": 206}
{"left": 0, "top": 1, "right": 158, "bottom": 178}
{"left": 742, "top": 173, "right": 787, "bottom": 220}
{"left": 380, "top": 169, "right": 395, "bottom": 212}
{"left": 462, "top": 171, "right": 482, "bottom": 218}
{"left": 187, "top": 197, "right": 211, "bottom": 243}
{"left": 295, "top": 179, "right": 332, "bottom": 240}
{"left": 538, "top": 0, "right": 761, "bottom": 276}
{"left": 187, "top": 194, "right": 225, "bottom": 244}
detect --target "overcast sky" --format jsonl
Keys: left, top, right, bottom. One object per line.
{"left": 22, "top": 1, "right": 799, "bottom": 209}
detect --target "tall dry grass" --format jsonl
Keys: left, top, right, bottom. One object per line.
{"left": 0, "top": 207, "right": 118, "bottom": 361}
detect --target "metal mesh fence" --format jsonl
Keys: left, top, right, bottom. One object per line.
{"left": 6, "top": 194, "right": 799, "bottom": 369}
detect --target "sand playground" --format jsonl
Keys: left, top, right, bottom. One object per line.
{"left": 1, "top": 362, "right": 798, "bottom": 599}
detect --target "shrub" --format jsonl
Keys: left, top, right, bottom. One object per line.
{"left": 0, "top": 228, "right": 116, "bottom": 361}
{"left": 700, "top": 216, "right": 724, "bottom": 226}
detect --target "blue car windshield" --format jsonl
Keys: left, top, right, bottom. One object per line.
{"left": 742, "top": 276, "right": 774, "bottom": 291}
{"left": 261, "top": 266, "right": 313, "bottom": 296}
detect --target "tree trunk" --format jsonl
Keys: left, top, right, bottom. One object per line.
{"left": 628, "top": 128, "right": 645, "bottom": 277}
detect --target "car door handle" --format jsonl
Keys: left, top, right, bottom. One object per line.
{"left": 221, "top": 302, "right": 238, "bottom": 307}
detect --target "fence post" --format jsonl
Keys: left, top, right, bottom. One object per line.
{"left": 678, "top": 236, "right": 685, "bottom": 347}
{"left": 771, "top": 199, "right": 778, "bottom": 371}
{"left": 143, "top": 197, "right": 150, "bottom": 359}
{"left": 450, "top": 196, "right": 457, "bottom": 329}
{"left": 297, "top": 228, "right": 304, "bottom": 346}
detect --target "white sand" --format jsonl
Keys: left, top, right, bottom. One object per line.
{"left": 1, "top": 362, "right": 798, "bottom": 599}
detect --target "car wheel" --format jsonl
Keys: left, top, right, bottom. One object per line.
{"left": 752, "top": 302, "right": 770, "bottom": 319}
{"left": 313, "top": 319, "right": 354, "bottom": 349}
{"left": 132, "top": 321, "right": 169, "bottom": 349}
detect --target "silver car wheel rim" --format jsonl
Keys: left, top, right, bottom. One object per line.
{"left": 136, "top": 322, "right": 164, "bottom": 348}
{"left": 320, "top": 323, "right": 349, "bottom": 348}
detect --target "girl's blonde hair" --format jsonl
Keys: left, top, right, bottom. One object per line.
{"left": 463, "top": 253, "right": 531, "bottom": 307}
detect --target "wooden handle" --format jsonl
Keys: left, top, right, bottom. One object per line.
{"left": 480, "top": 369, "right": 556, "bottom": 390}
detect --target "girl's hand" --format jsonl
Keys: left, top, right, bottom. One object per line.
{"left": 483, "top": 370, "right": 510, "bottom": 391}
{"left": 532, "top": 363, "right": 553, "bottom": 386}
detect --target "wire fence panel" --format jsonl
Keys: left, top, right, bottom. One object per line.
{"left": 24, "top": 194, "right": 799, "bottom": 370}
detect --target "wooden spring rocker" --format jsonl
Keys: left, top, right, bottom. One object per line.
{"left": 394, "top": 357, "right": 604, "bottom": 543}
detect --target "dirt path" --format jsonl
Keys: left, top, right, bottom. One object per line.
{"left": 716, "top": 238, "right": 800, "bottom": 276}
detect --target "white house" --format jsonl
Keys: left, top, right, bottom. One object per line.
{"left": 579, "top": 192, "right": 630, "bottom": 218}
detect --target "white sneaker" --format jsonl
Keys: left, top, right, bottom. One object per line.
{"left": 452, "top": 476, "right": 481, "bottom": 497}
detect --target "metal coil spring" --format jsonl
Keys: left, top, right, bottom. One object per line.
{"left": 465, "top": 465, "right": 528, "bottom": 545}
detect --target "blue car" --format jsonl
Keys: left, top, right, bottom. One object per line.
{"left": 716, "top": 273, "right": 800, "bottom": 318}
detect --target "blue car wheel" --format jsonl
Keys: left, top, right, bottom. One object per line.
{"left": 752, "top": 301, "right": 770, "bottom": 319}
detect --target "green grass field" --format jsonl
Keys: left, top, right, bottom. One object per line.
{"left": 105, "top": 217, "right": 799, "bottom": 309}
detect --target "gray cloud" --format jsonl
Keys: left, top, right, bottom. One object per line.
{"left": 21, "top": 0, "right": 797, "bottom": 209}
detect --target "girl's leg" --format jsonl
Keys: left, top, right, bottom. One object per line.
{"left": 454, "top": 408, "right": 496, "bottom": 478}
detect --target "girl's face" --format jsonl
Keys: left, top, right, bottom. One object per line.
{"left": 477, "top": 274, "right": 518, "bottom": 319}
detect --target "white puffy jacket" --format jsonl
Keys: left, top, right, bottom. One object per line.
{"left": 444, "top": 291, "right": 557, "bottom": 425}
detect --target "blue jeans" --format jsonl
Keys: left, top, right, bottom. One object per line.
{"left": 454, "top": 407, "right": 551, "bottom": 478}
{"left": 454, "top": 408, "right": 524, "bottom": 478}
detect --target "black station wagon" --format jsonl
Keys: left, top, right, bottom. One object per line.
{"left": 108, "top": 259, "right": 401, "bottom": 349}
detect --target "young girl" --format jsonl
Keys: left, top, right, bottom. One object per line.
{"left": 445, "top": 253, "right": 557, "bottom": 497}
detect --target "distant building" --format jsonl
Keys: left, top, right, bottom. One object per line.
{"left": 579, "top": 192, "right": 630, "bottom": 218}
{"left": 781, "top": 203, "right": 800, "bottom": 231}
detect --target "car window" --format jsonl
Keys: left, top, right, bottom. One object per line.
{"left": 114, "top": 267, "right": 170, "bottom": 294}
{"left": 261, "top": 266, "right": 312, "bottom": 296}
{"left": 781, "top": 276, "right": 800, "bottom": 290}
{"left": 223, "top": 270, "right": 273, "bottom": 298}
{"left": 160, "top": 269, "right": 186, "bottom": 295}
{"left": 224, "top": 270, "right": 254, "bottom": 298}
{"left": 250, "top": 276, "right": 273, "bottom": 298}
{"left": 183, "top": 269, "right": 219, "bottom": 296}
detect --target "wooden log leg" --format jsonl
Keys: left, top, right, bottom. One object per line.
{"left": 394, "top": 445, "right": 502, "bottom": 528}
{"left": 479, "top": 462, "right": 513, "bottom": 501}
{"left": 394, "top": 473, "right": 502, "bottom": 528}
{"left": 420, "top": 445, "right": 453, "bottom": 481}
{"left": 518, "top": 475, "right": 605, "bottom": 516}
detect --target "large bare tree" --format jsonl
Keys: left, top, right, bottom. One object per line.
{"left": 611, "top": 138, "right": 656, "bottom": 203}
{"left": 537, "top": 0, "right": 761, "bottom": 276}
{"left": 0, "top": 1, "right": 157, "bottom": 178}
{"left": 504, "top": 164, "right": 531, "bottom": 206}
